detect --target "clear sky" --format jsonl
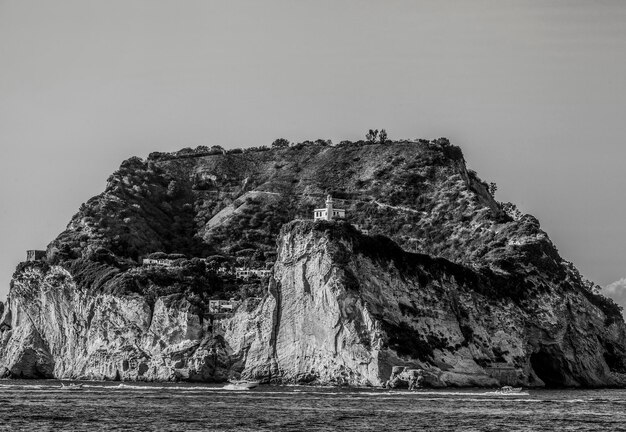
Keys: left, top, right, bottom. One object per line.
{"left": 1, "top": 1, "right": 625, "bottom": 301}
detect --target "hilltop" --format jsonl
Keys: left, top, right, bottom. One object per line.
{"left": 43, "top": 138, "right": 617, "bottom": 315}
{"left": 0, "top": 138, "right": 623, "bottom": 386}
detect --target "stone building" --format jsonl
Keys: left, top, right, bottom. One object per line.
{"left": 235, "top": 268, "right": 272, "bottom": 279}
{"left": 313, "top": 195, "right": 345, "bottom": 221}
{"left": 26, "top": 250, "right": 46, "bottom": 262}
{"left": 208, "top": 298, "right": 240, "bottom": 313}
{"left": 142, "top": 258, "right": 174, "bottom": 267}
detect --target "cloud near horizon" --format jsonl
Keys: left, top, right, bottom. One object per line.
{"left": 602, "top": 279, "right": 626, "bottom": 318}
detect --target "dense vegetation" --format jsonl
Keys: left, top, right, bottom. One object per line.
{"left": 31, "top": 137, "right": 619, "bottom": 320}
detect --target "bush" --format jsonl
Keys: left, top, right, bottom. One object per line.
{"left": 120, "top": 156, "right": 144, "bottom": 169}
{"left": 501, "top": 202, "right": 522, "bottom": 220}
{"left": 379, "top": 129, "right": 388, "bottom": 144}
{"left": 366, "top": 129, "right": 379, "bottom": 143}
{"left": 314, "top": 139, "right": 332, "bottom": 146}
{"left": 147, "top": 152, "right": 166, "bottom": 161}
{"left": 434, "top": 138, "right": 464, "bottom": 161}
{"left": 272, "top": 138, "right": 290, "bottom": 148}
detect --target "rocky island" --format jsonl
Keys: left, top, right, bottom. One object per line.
{"left": 1, "top": 138, "right": 624, "bottom": 388}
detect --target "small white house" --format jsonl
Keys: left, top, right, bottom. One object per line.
{"left": 208, "top": 298, "right": 240, "bottom": 313}
{"left": 26, "top": 250, "right": 46, "bottom": 262}
{"left": 216, "top": 266, "right": 232, "bottom": 275}
{"left": 313, "top": 195, "right": 345, "bottom": 221}
{"left": 142, "top": 258, "right": 174, "bottom": 267}
{"left": 235, "top": 268, "right": 272, "bottom": 279}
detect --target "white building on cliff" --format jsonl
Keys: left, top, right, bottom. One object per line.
{"left": 26, "top": 250, "right": 46, "bottom": 262}
{"left": 313, "top": 195, "right": 345, "bottom": 221}
{"left": 142, "top": 258, "right": 174, "bottom": 267}
{"left": 235, "top": 267, "right": 272, "bottom": 279}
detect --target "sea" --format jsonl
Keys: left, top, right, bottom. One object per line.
{"left": 1, "top": 381, "right": 626, "bottom": 431}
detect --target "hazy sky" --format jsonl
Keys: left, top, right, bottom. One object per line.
{"left": 1, "top": 1, "right": 626, "bottom": 301}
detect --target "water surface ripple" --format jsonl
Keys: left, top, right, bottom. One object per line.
{"left": 1, "top": 381, "right": 625, "bottom": 431}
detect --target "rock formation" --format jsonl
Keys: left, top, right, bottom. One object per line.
{"left": 1, "top": 139, "right": 624, "bottom": 387}
{"left": 0, "top": 264, "right": 231, "bottom": 381}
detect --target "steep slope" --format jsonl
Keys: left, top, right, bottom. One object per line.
{"left": 1, "top": 139, "right": 623, "bottom": 386}
{"left": 46, "top": 140, "right": 509, "bottom": 270}
{"left": 221, "top": 221, "right": 626, "bottom": 387}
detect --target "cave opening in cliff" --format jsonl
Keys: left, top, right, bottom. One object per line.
{"left": 530, "top": 350, "right": 568, "bottom": 387}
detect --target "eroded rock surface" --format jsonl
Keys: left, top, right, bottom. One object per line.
{"left": 2, "top": 140, "right": 625, "bottom": 387}
{"left": 3, "top": 221, "right": 626, "bottom": 387}
{"left": 0, "top": 265, "right": 232, "bottom": 381}
{"left": 223, "top": 221, "right": 626, "bottom": 387}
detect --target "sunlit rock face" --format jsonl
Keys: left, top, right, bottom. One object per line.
{"left": 222, "top": 221, "right": 626, "bottom": 387}
{"left": 1, "top": 141, "right": 625, "bottom": 387}
{"left": 0, "top": 266, "right": 232, "bottom": 381}
{"left": 2, "top": 221, "right": 626, "bottom": 387}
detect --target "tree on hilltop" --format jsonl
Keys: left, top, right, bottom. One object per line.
{"left": 366, "top": 129, "right": 379, "bottom": 143}
{"left": 315, "top": 139, "right": 332, "bottom": 146}
{"left": 379, "top": 129, "right": 388, "bottom": 144}
{"left": 271, "top": 138, "right": 290, "bottom": 148}
{"left": 501, "top": 201, "right": 522, "bottom": 220}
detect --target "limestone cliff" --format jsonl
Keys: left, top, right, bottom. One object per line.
{"left": 0, "top": 264, "right": 230, "bottom": 381}
{"left": 223, "top": 221, "right": 626, "bottom": 387}
{"left": 1, "top": 139, "right": 624, "bottom": 387}
{"left": 2, "top": 221, "right": 626, "bottom": 387}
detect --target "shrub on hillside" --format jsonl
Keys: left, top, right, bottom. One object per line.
{"left": 272, "top": 138, "right": 290, "bottom": 148}
{"left": 366, "top": 129, "right": 379, "bottom": 143}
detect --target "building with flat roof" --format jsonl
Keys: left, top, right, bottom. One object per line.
{"left": 208, "top": 298, "right": 240, "bottom": 313}
{"left": 26, "top": 250, "right": 46, "bottom": 262}
{"left": 142, "top": 258, "right": 174, "bottom": 267}
{"left": 313, "top": 195, "right": 345, "bottom": 221}
{"left": 235, "top": 268, "right": 272, "bottom": 279}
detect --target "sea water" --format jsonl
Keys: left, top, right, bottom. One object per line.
{"left": 1, "top": 381, "right": 626, "bottom": 431}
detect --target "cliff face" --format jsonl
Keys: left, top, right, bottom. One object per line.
{"left": 2, "top": 221, "right": 625, "bottom": 387}
{"left": 0, "top": 264, "right": 232, "bottom": 381}
{"left": 223, "top": 221, "right": 626, "bottom": 387}
{"left": 1, "top": 140, "right": 624, "bottom": 386}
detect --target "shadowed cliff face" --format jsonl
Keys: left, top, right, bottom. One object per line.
{"left": 1, "top": 140, "right": 624, "bottom": 386}
{"left": 223, "top": 221, "right": 626, "bottom": 387}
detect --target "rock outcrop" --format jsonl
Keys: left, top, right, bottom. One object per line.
{"left": 2, "top": 221, "right": 626, "bottom": 387}
{"left": 1, "top": 139, "right": 625, "bottom": 387}
{"left": 223, "top": 221, "right": 626, "bottom": 387}
{"left": 0, "top": 265, "right": 231, "bottom": 380}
